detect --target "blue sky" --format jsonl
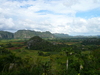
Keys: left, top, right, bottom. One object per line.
{"left": 0, "top": 0, "right": 100, "bottom": 35}
{"left": 76, "top": 8, "right": 100, "bottom": 19}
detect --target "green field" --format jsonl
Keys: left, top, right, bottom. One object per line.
{"left": 0, "top": 38, "right": 100, "bottom": 75}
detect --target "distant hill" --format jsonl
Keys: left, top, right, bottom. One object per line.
{"left": 0, "top": 30, "right": 100, "bottom": 39}
{"left": 14, "top": 30, "right": 36, "bottom": 39}
{"left": 53, "top": 33, "right": 70, "bottom": 38}
{"left": 0, "top": 31, "right": 14, "bottom": 39}
{"left": 14, "top": 30, "right": 55, "bottom": 39}
{"left": 97, "top": 35, "right": 100, "bottom": 38}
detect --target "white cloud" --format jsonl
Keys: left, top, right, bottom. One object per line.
{"left": 0, "top": 0, "right": 100, "bottom": 35}
{"left": 0, "top": 16, "right": 15, "bottom": 30}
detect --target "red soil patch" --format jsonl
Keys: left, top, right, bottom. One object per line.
{"left": 8, "top": 47, "right": 21, "bottom": 50}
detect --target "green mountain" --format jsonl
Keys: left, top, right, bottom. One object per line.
{"left": 27, "top": 36, "right": 54, "bottom": 51}
{"left": 0, "top": 31, "right": 14, "bottom": 39}
{"left": 14, "top": 30, "right": 55, "bottom": 39}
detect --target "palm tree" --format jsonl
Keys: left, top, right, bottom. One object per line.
{"left": 62, "top": 47, "right": 74, "bottom": 73}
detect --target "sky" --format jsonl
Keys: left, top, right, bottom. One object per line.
{"left": 0, "top": 0, "right": 100, "bottom": 35}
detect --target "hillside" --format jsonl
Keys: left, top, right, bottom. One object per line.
{"left": 0, "top": 31, "right": 14, "bottom": 39}
{"left": 14, "top": 30, "right": 55, "bottom": 39}
{"left": 14, "top": 30, "right": 36, "bottom": 39}
{"left": 27, "top": 36, "right": 54, "bottom": 51}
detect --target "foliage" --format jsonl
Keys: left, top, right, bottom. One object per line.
{"left": 81, "top": 38, "right": 100, "bottom": 45}
{"left": 0, "top": 38, "right": 100, "bottom": 75}
{"left": 27, "top": 36, "right": 55, "bottom": 51}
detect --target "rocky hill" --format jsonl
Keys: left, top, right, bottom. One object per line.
{"left": 0, "top": 30, "right": 55, "bottom": 39}
{"left": 0, "top": 31, "right": 14, "bottom": 39}
{"left": 14, "top": 30, "right": 55, "bottom": 39}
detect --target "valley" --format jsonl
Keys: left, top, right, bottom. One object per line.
{"left": 0, "top": 36, "right": 100, "bottom": 75}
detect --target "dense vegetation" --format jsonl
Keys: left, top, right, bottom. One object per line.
{"left": 0, "top": 36, "right": 100, "bottom": 75}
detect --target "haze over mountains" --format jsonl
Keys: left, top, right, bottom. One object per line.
{"left": 0, "top": 30, "right": 99, "bottom": 39}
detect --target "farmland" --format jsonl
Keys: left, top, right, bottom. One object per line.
{"left": 0, "top": 37, "right": 100, "bottom": 75}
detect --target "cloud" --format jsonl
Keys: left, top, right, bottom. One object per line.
{"left": 63, "top": 0, "right": 79, "bottom": 7}
{"left": 0, "top": 16, "right": 15, "bottom": 30}
{"left": 0, "top": 0, "right": 100, "bottom": 35}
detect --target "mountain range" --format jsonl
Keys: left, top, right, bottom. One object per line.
{"left": 0, "top": 30, "right": 99, "bottom": 39}
{"left": 0, "top": 30, "right": 56, "bottom": 39}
